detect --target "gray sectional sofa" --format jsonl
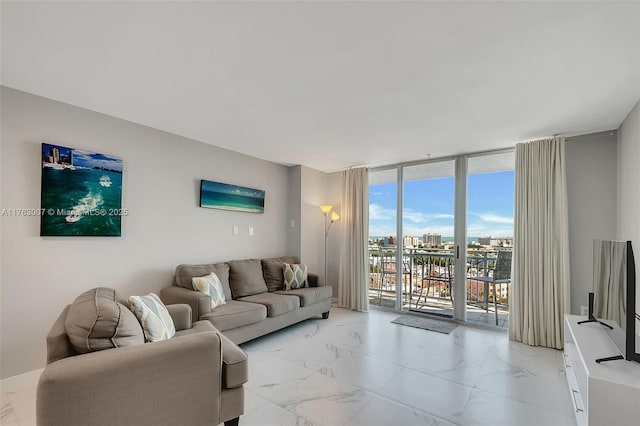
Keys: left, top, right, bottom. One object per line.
{"left": 37, "top": 288, "right": 246, "bottom": 426}
{"left": 160, "top": 256, "right": 332, "bottom": 344}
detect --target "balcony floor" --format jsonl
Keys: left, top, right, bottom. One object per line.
{"left": 369, "top": 292, "right": 509, "bottom": 330}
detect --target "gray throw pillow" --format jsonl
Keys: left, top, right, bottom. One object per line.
{"left": 228, "top": 259, "right": 268, "bottom": 298}
{"left": 262, "top": 256, "right": 299, "bottom": 292}
{"left": 175, "top": 263, "right": 232, "bottom": 300}
{"left": 65, "top": 287, "right": 144, "bottom": 354}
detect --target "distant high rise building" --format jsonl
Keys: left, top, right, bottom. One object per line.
{"left": 50, "top": 147, "right": 60, "bottom": 164}
{"left": 402, "top": 236, "right": 422, "bottom": 248}
{"left": 423, "top": 233, "right": 442, "bottom": 247}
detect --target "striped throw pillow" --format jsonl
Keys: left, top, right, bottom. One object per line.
{"left": 192, "top": 272, "right": 226, "bottom": 309}
{"left": 128, "top": 293, "right": 176, "bottom": 342}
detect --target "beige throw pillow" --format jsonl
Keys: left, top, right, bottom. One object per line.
{"left": 128, "top": 293, "right": 176, "bottom": 342}
{"left": 192, "top": 272, "right": 226, "bottom": 309}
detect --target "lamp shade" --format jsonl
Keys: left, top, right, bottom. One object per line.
{"left": 319, "top": 205, "right": 333, "bottom": 214}
{"left": 331, "top": 211, "right": 340, "bottom": 222}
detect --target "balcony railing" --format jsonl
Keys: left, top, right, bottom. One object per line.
{"left": 368, "top": 246, "right": 512, "bottom": 327}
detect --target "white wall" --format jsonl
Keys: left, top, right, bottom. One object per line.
{"left": 617, "top": 100, "right": 640, "bottom": 249}
{"left": 566, "top": 131, "right": 618, "bottom": 315}
{"left": 284, "top": 166, "right": 340, "bottom": 294}
{"left": 0, "top": 87, "right": 293, "bottom": 378}
{"left": 287, "top": 166, "right": 302, "bottom": 257}
{"left": 326, "top": 172, "right": 342, "bottom": 297}
{"left": 299, "top": 166, "right": 327, "bottom": 281}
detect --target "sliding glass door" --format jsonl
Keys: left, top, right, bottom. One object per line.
{"left": 368, "top": 150, "right": 514, "bottom": 328}
{"left": 402, "top": 161, "right": 456, "bottom": 317}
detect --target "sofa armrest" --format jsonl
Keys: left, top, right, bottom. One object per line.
{"left": 37, "top": 331, "right": 223, "bottom": 426}
{"left": 166, "top": 304, "right": 192, "bottom": 331}
{"left": 160, "top": 286, "right": 211, "bottom": 323}
{"left": 308, "top": 273, "right": 320, "bottom": 287}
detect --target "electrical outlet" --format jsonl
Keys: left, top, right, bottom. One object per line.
{"left": 233, "top": 226, "right": 239, "bottom": 236}
{"left": 290, "top": 219, "right": 295, "bottom": 228}
{"left": 580, "top": 306, "right": 588, "bottom": 316}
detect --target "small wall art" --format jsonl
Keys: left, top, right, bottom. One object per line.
{"left": 40, "top": 142, "right": 123, "bottom": 236}
{"left": 200, "top": 179, "right": 265, "bottom": 213}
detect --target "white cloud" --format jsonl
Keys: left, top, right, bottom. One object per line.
{"left": 430, "top": 213, "right": 454, "bottom": 219}
{"left": 369, "top": 203, "right": 396, "bottom": 220}
{"left": 471, "top": 212, "right": 514, "bottom": 224}
{"left": 369, "top": 224, "right": 396, "bottom": 237}
{"left": 402, "top": 208, "right": 428, "bottom": 224}
{"left": 402, "top": 211, "right": 455, "bottom": 224}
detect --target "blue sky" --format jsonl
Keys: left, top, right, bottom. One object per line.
{"left": 42, "top": 143, "right": 123, "bottom": 172}
{"left": 73, "top": 150, "right": 123, "bottom": 172}
{"left": 369, "top": 170, "right": 514, "bottom": 238}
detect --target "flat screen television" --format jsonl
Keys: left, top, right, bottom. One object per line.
{"left": 590, "top": 240, "right": 639, "bottom": 363}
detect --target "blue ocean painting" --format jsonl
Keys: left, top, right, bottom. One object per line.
{"left": 40, "top": 143, "right": 123, "bottom": 236}
{"left": 200, "top": 180, "right": 265, "bottom": 214}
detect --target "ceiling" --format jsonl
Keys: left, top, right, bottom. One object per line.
{"left": 2, "top": 1, "right": 639, "bottom": 172}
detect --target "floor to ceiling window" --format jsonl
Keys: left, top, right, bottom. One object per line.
{"left": 402, "top": 160, "right": 456, "bottom": 318}
{"left": 368, "top": 150, "right": 514, "bottom": 328}
{"left": 368, "top": 168, "right": 398, "bottom": 309}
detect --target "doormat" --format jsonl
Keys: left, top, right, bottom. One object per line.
{"left": 391, "top": 316, "right": 457, "bottom": 334}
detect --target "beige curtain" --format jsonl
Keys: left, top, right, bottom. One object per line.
{"left": 593, "top": 240, "right": 627, "bottom": 328}
{"left": 338, "top": 168, "right": 369, "bottom": 311}
{"left": 509, "top": 137, "right": 570, "bottom": 349}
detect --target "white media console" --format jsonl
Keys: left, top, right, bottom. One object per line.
{"left": 563, "top": 315, "right": 640, "bottom": 426}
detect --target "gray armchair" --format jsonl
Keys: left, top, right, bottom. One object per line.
{"left": 37, "top": 288, "right": 246, "bottom": 426}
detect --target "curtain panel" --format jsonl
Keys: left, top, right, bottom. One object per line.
{"left": 509, "top": 137, "right": 570, "bottom": 349}
{"left": 338, "top": 168, "right": 370, "bottom": 312}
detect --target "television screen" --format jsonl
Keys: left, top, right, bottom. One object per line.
{"left": 593, "top": 240, "right": 638, "bottom": 362}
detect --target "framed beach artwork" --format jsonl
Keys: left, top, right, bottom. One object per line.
{"left": 200, "top": 180, "right": 265, "bottom": 213}
{"left": 40, "top": 142, "right": 124, "bottom": 236}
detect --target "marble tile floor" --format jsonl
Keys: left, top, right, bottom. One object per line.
{"left": 1, "top": 306, "right": 576, "bottom": 426}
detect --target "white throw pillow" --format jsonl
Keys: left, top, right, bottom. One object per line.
{"left": 192, "top": 272, "right": 226, "bottom": 309}
{"left": 283, "top": 263, "right": 308, "bottom": 290}
{"left": 128, "top": 293, "right": 176, "bottom": 342}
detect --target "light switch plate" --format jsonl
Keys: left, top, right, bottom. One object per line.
{"left": 248, "top": 226, "right": 254, "bottom": 236}
{"left": 233, "top": 226, "right": 239, "bottom": 236}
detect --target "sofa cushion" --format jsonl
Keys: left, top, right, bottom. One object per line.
{"left": 237, "top": 293, "right": 300, "bottom": 317}
{"left": 228, "top": 259, "right": 268, "bottom": 298}
{"left": 128, "top": 293, "right": 176, "bottom": 342}
{"left": 65, "top": 287, "right": 144, "bottom": 354}
{"left": 275, "top": 286, "right": 333, "bottom": 307}
{"left": 283, "top": 263, "right": 308, "bottom": 290}
{"left": 175, "top": 263, "right": 232, "bottom": 300}
{"left": 220, "top": 333, "right": 248, "bottom": 389}
{"left": 192, "top": 272, "right": 226, "bottom": 309}
{"left": 201, "top": 300, "right": 266, "bottom": 331}
{"left": 261, "top": 256, "right": 299, "bottom": 292}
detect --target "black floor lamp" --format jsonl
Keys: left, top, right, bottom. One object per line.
{"left": 320, "top": 205, "right": 339, "bottom": 286}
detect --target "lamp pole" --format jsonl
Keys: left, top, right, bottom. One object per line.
{"left": 320, "top": 205, "right": 338, "bottom": 287}
{"left": 324, "top": 212, "right": 329, "bottom": 287}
